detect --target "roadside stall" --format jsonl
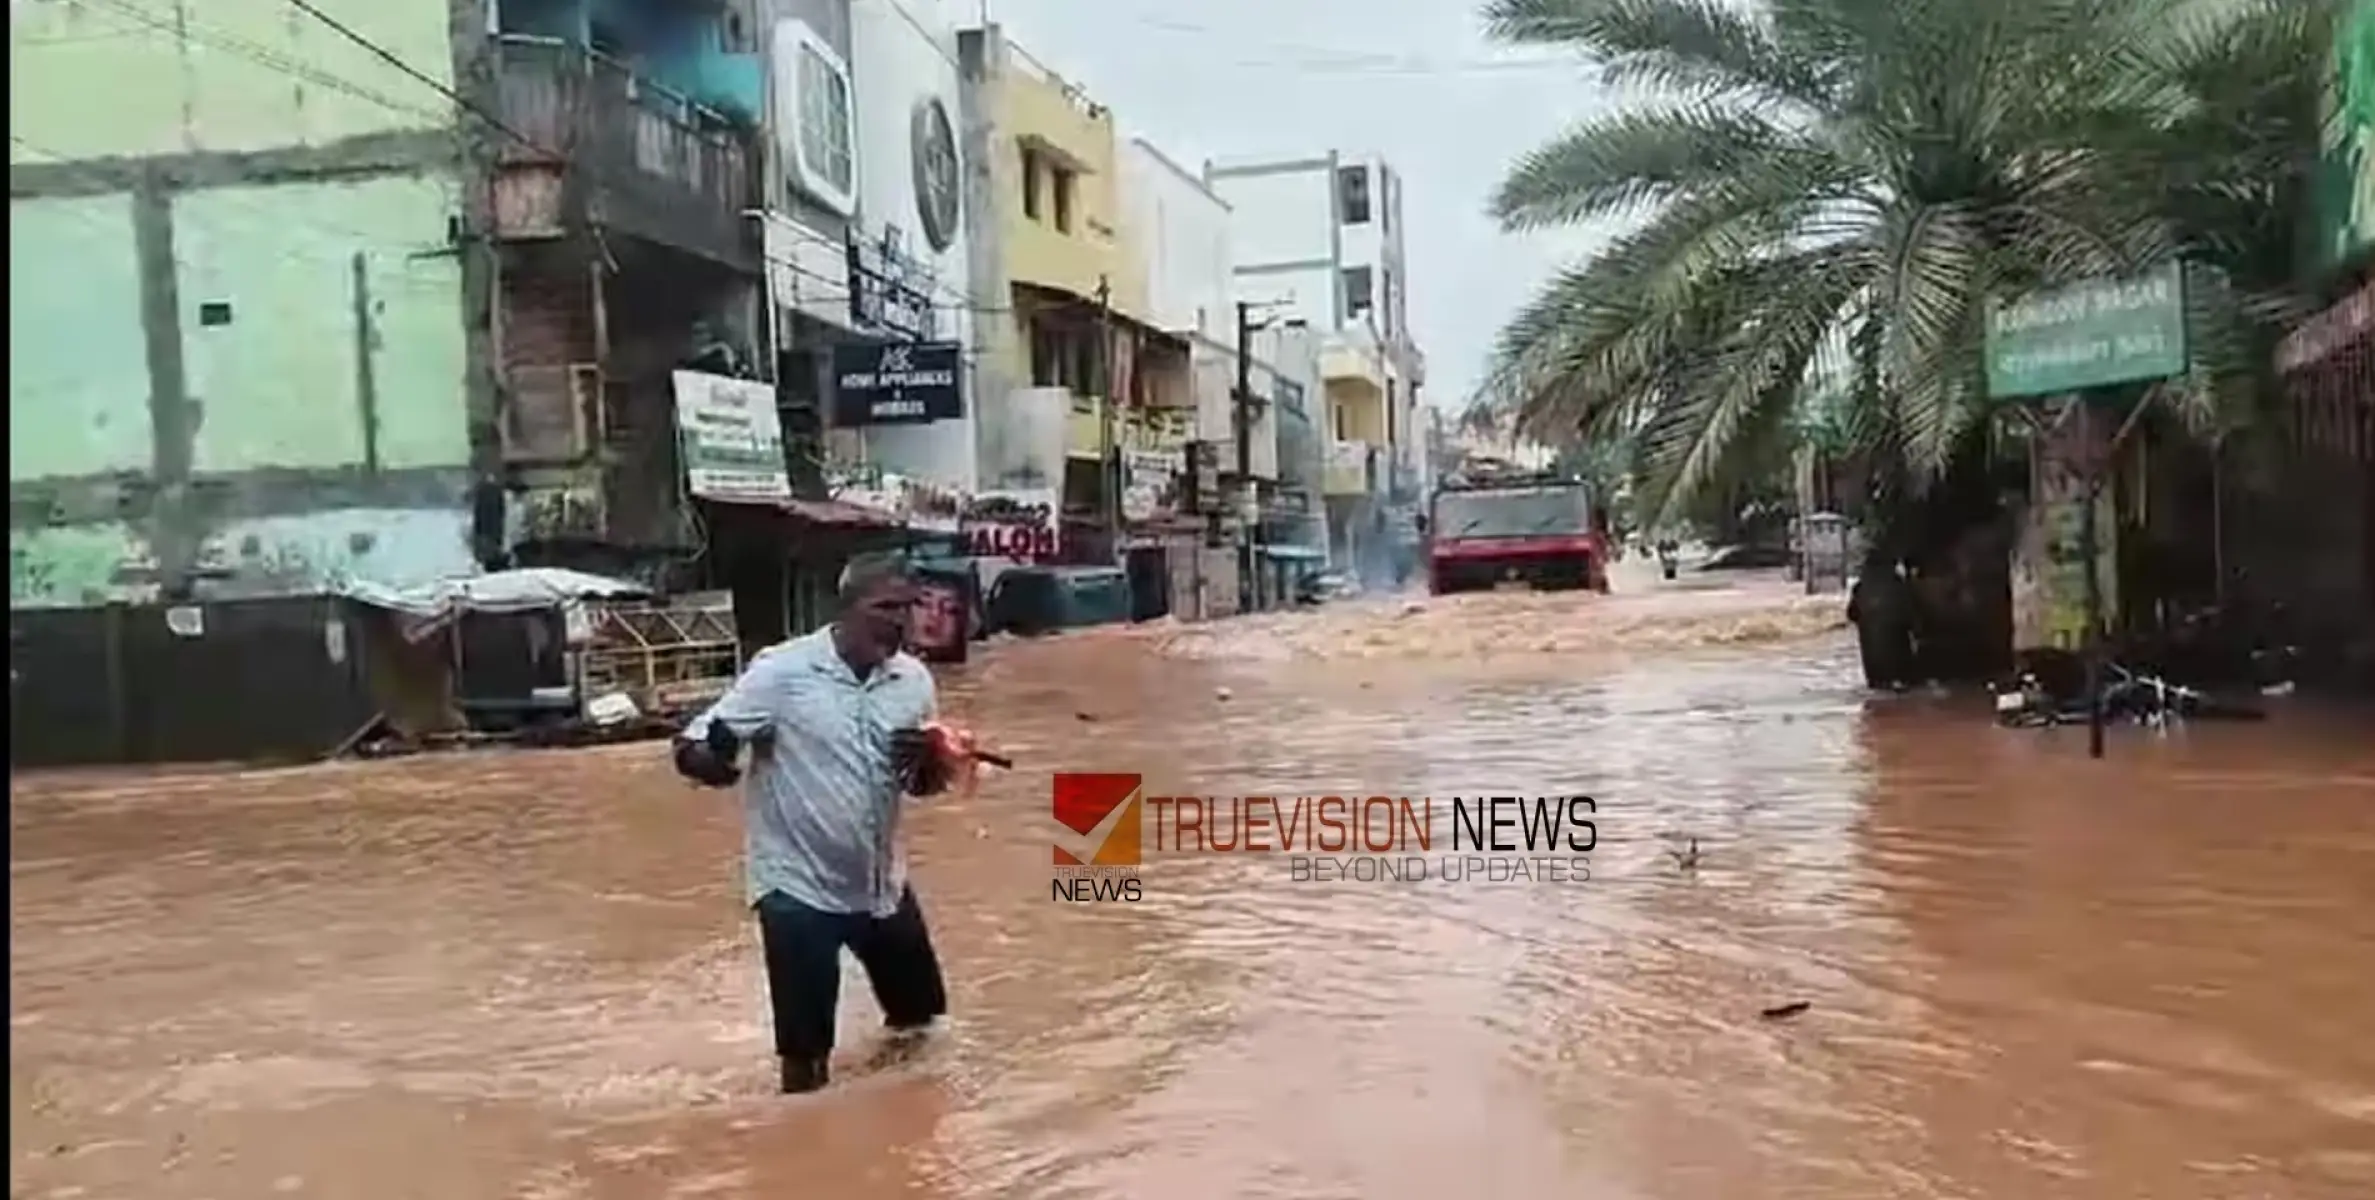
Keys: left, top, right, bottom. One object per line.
{"left": 338, "top": 568, "right": 742, "bottom": 751}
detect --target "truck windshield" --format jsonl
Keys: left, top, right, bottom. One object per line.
{"left": 1434, "top": 487, "right": 1591, "bottom": 539}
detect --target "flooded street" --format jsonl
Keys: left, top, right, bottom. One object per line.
{"left": 12, "top": 571, "right": 2375, "bottom": 1200}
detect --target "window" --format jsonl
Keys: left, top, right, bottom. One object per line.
{"left": 1332, "top": 401, "right": 1347, "bottom": 441}
{"left": 1052, "top": 166, "right": 1077, "bottom": 233}
{"left": 1379, "top": 168, "right": 1396, "bottom": 233}
{"left": 1028, "top": 317, "right": 1095, "bottom": 397}
{"left": 1342, "top": 266, "right": 1374, "bottom": 320}
{"left": 1337, "top": 164, "right": 1371, "bottom": 225}
{"left": 1021, "top": 146, "right": 1043, "bottom": 221}
{"left": 776, "top": 22, "right": 856, "bottom": 216}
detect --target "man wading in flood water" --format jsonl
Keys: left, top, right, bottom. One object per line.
{"left": 672, "top": 560, "right": 953, "bottom": 1094}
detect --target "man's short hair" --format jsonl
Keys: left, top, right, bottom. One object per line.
{"left": 838, "top": 554, "right": 915, "bottom": 604}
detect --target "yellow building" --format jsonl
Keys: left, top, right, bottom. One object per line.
{"left": 964, "top": 27, "right": 1190, "bottom": 526}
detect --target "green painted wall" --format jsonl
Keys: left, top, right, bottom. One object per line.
{"left": 8, "top": 0, "right": 458, "bottom": 161}
{"left": 8, "top": 0, "right": 479, "bottom": 608}
{"left": 7, "top": 195, "right": 152, "bottom": 480}
{"left": 176, "top": 177, "right": 470, "bottom": 473}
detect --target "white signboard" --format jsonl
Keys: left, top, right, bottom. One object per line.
{"left": 758, "top": 212, "right": 857, "bottom": 334}
{"left": 672, "top": 371, "right": 792, "bottom": 504}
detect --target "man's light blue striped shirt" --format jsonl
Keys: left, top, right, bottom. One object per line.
{"left": 681, "top": 628, "right": 937, "bottom": 917}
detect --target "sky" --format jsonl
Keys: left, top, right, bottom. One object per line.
{"left": 976, "top": 0, "right": 1618, "bottom": 414}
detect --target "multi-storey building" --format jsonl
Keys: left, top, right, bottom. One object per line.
{"left": 955, "top": 23, "right": 1200, "bottom": 580}
{"left": 1206, "top": 151, "right": 1428, "bottom": 584}
{"left": 10, "top": 0, "right": 769, "bottom": 760}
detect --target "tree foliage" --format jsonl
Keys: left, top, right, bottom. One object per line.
{"left": 1477, "top": 0, "right": 2341, "bottom": 527}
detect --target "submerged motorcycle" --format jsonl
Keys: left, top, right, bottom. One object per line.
{"left": 1991, "top": 660, "right": 2267, "bottom": 729}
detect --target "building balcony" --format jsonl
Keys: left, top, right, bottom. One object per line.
{"left": 1320, "top": 328, "right": 1388, "bottom": 395}
{"left": 1323, "top": 439, "right": 1379, "bottom": 497}
{"left": 489, "top": 34, "right": 757, "bottom": 269}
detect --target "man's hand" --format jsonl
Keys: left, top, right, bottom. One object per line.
{"left": 889, "top": 728, "right": 950, "bottom": 797}
{"left": 673, "top": 723, "right": 743, "bottom": 788}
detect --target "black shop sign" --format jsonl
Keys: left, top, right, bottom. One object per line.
{"left": 830, "top": 340, "right": 964, "bottom": 426}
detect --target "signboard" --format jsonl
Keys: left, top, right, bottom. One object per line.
{"left": 1121, "top": 449, "right": 1178, "bottom": 523}
{"left": 830, "top": 340, "right": 963, "bottom": 426}
{"left": 1984, "top": 263, "right": 2188, "bottom": 399}
{"left": 672, "top": 371, "right": 791, "bottom": 503}
{"left": 848, "top": 225, "right": 938, "bottom": 341}
{"left": 758, "top": 212, "right": 857, "bottom": 333}
{"left": 831, "top": 471, "right": 966, "bottom": 533}
{"left": 1181, "top": 441, "right": 1222, "bottom": 514}
{"left": 960, "top": 491, "right": 1059, "bottom": 562}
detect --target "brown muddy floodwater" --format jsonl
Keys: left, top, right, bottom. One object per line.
{"left": 12, "top": 570, "right": 2375, "bottom": 1199}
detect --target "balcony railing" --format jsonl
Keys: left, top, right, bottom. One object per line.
{"left": 491, "top": 35, "right": 755, "bottom": 267}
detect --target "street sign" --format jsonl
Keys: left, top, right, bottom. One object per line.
{"left": 1985, "top": 262, "right": 2188, "bottom": 399}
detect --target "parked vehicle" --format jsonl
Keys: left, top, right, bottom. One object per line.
{"left": 981, "top": 565, "right": 1133, "bottom": 638}
{"left": 1426, "top": 471, "right": 1611, "bottom": 595}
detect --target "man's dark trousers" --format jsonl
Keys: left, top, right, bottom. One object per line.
{"left": 754, "top": 886, "right": 948, "bottom": 1091}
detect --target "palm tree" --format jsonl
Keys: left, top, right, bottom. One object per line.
{"left": 1477, "top": 0, "right": 2340, "bottom": 531}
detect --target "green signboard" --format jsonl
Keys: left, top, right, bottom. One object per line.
{"left": 2315, "top": 0, "right": 2375, "bottom": 272}
{"left": 1984, "top": 263, "right": 2189, "bottom": 399}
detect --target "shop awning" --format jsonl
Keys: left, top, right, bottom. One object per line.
{"left": 777, "top": 496, "right": 902, "bottom": 527}
{"left": 340, "top": 567, "right": 651, "bottom": 621}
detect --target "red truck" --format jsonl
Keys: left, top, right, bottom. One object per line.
{"left": 1426, "top": 474, "right": 1611, "bottom": 595}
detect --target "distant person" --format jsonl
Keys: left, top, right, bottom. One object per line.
{"left": 1847, "top": 553, "right": 1917, "bottom": 690}
{"left": 671, "top": 561, "right": 953, "bottom": 1094}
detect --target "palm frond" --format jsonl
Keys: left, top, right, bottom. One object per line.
{"left": 1481, "top": 0, "right": 1835, "bottom": 108}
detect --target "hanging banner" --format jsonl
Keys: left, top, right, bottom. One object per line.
{"left": 830, "top": 340, "right": 964, "bottom": 425}
{"left": 672, "top": 371, "right": 792, "bottom": 504}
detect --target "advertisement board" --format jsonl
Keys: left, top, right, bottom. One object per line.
{"left": 672, "top": 371, "right": 791, "bottom": 504}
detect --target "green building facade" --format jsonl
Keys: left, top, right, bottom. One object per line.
{"left": 9, "top": 0, "right": 479, "bottom": 609}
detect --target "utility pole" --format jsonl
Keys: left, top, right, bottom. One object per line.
{"left": 1234, "top": 301, "right": 1257, "bottom": 613}
{"left": 1095, "top": 275, "right": 1119, "bottom": 558}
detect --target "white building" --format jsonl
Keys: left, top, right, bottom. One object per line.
{"left": 760, "top": 0, "right": 977, "bottom": 502}
{"left": 1205, "top": 151, "right": 1428, "bottom": 582}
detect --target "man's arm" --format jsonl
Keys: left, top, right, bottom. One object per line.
{"left": 674, "top": 649, "right": 791, "bottom": 787}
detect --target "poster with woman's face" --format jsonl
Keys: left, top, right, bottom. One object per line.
{"left": 908, "top": 578, "right": 967, "bottom": 663}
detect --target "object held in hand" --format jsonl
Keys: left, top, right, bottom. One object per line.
{"left": 915, "top": 721, "right": 1011, "bottom": 799}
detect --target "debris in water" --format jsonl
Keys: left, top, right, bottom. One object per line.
{"left": 1760, "top": 1001, "right": 1812, "bottom": 1021}
{"left": 1215, "top": 686, "right": 1233, "bottom": 701}
{"left": 1075, "top": 711, "right": 1098, "bottom": 722}
{"left": 1670, "top": 837, "right": 1702, "bottom": 870}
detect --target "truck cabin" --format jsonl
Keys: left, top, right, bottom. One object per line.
{"left": 1427, "top": 474, "right": 1610, "bottom": 595}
